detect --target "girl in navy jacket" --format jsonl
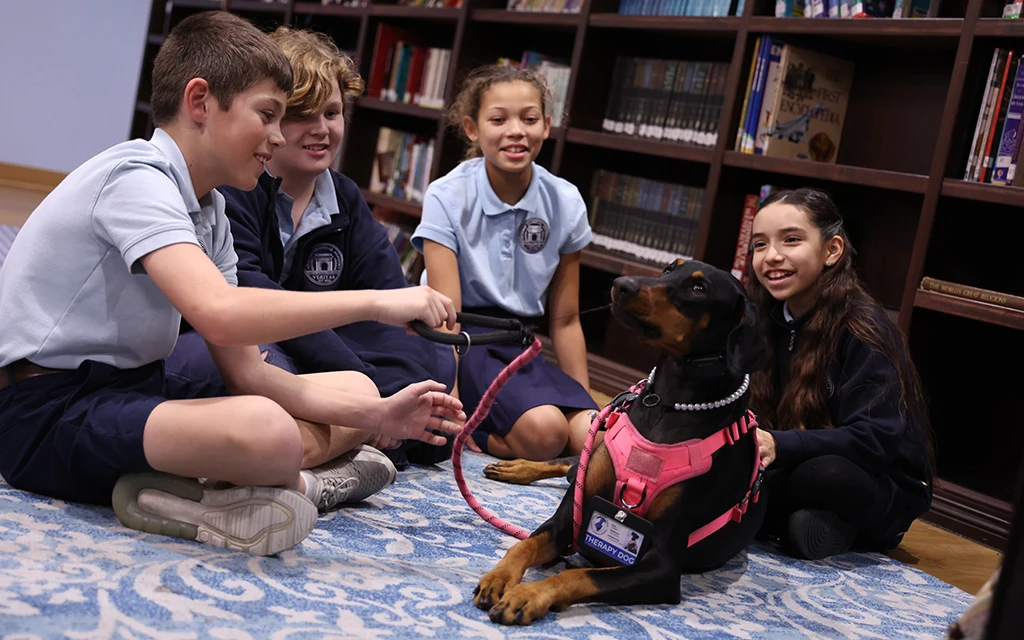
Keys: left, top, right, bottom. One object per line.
{"left": 748, "top": 188, "right": 934, "bottom": 560}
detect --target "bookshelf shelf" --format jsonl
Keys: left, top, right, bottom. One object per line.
{"left": 355, "top": 96, "right": 444, "bottom": 120}
{"left": 588, "top": 14, "right": 740, "bottom": 33}
{"left": 974, "top": 18, "right": 1024, "bottom": 37}
{"left": 941, "top": 179, "right": 1024, "bottom": 207}
{"left": 747, "top": 16, "right": 963, "bottom": 37}
{"left": 579, "top": 248, "right": 663, "bottom": 278}
{"left": 293, "top": 2, "right": 366, "bottom": 17}
{"left": 229, "top": 0, "right": 290, "bottom": 12}
{"left": 471, "top": 9, "right": 579, "bottom": 27}
{"left": 722, "top": 151, "right": 930, "bottom": 193}
{"left": 360, "top": 189, "right": 424, "bottom": 217}
{"left": 914, "top": 289, "right": 1024, "bottom": 332}
{"left": 367, "top": 5, "right": 461, "bottom": 20}
{"left": 566, "top": 128, "right": 714, "bottom": 164}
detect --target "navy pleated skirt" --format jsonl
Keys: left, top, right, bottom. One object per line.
{"left": 457, "top": 307, "right": 598, "bottom": 452}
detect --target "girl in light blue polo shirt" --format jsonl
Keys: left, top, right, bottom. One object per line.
{"left": 411, "top": 65, "right": 597, "bottom": 461}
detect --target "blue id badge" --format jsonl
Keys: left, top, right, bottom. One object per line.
{"left": 577, "top": 496, "right": 654, "bottom": 567}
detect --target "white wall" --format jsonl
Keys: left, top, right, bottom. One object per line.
{"left": 0, "top": 1, "right": 151, "bottom": 174}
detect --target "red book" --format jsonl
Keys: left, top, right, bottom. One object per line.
{"left": 367, "top": 24, "right": 416, "bottom": 100}
{"left": 730, "top": 194, "right": 760, "bottom": 285}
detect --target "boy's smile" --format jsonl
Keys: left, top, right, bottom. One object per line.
{"left": 205, "top": 78, "right": 287, "bottom": 191}
{"left": 268, "top": 79, "right": 346, "bottom": 179}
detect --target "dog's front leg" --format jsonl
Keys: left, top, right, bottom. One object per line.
{"left": 474, "top": 527, "right": 561, "bottom": 610}
{"left": 486, "top": 549, "right": 681, "bottom": 625}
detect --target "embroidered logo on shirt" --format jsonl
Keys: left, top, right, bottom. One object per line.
{"left": 304, "top": 243, "right": 343, "bottom": 286}
{"left": 518, "top": 218, "right": 549, "bottom": 254}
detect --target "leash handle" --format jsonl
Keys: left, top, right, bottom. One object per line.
{"left": 409, "top": 312, "right": 532, "bottom": 349}
{"left": 451, "top": 336, "right": 543, "bottom": 541}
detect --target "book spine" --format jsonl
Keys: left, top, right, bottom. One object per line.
{"left": 730, "top": 194, "right": 760, "bottom": 284}
{"left": 920, "top": 278, "right": 1024, "bottom": 312}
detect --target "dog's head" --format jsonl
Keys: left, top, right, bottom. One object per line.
{"left": 610, "top": 259, "right": 767, "bottom": 376}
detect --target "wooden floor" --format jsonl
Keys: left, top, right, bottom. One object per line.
{"left": 0, "top": 178, "right": 1004, "bottom": 597}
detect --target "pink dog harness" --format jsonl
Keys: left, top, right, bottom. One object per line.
{"left": 602, "top": 407, "right": 764, "bottom": 548}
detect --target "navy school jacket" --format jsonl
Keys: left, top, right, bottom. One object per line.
{"left": 767, "top": 303, "right": 933, "bottom": 529}
{"left": 216, "top": 171, "right": 454, "bottom": 397}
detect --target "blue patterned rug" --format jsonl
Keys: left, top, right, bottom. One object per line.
{"left": 0, "top": 451, "right": 969, "bottom": 638}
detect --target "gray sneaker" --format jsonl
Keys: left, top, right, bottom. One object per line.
{"left": 305, "top": 444, "right": 398, "bottom": 511}
{"left": 112, "top": 472, "right": 317, "bottom": 556}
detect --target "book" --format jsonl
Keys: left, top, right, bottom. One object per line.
{"left": 762, "top": 45, "right": 854, "bottom": 164}
{"left": 920, "top": 278, "right": 1024, "bottom": 312}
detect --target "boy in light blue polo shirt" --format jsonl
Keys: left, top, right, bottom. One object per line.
{"left": 0, "top": 11, "right": 463, "bottom": 557}
{"left": 412, "top": 65, "right": 597, "bottom": 462}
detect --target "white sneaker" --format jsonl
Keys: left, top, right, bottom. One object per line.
{"left": 112, "top": 472, "right": 317, "bottom": 556}
{"left": 303, "top": 444, "right": 398, "bottom": 511}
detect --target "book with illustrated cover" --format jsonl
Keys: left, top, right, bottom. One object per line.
{"left": 762, "top": 46, "right": 854, "bottom": 164}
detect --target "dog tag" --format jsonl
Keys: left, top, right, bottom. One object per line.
{"left": 577, "top": 495, "right": 655, "bottom": 567}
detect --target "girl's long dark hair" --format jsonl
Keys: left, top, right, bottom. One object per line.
{"left": 747, "top": 189, "right": 933, "bottom": 467}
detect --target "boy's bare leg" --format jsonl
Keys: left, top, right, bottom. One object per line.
{"left": 116, "top": 394, "right": 314, "bottom": 556}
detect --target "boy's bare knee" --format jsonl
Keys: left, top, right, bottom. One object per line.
{"left": 349, "top": 372, "right": 380, "bottom": 398}
{"left": 511, "top": 406, "right": 569, "bottom": 460}
{"left": 233, "top": 397, "right": 303, "bottom": 482}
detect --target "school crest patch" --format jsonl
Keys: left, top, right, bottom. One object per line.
{"left": 518, "top": 217, "right": 549, "bottom": 254}
{"left": 305, "top": 243, "right": 343, "bottom": 286}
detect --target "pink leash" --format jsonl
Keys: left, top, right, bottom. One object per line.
{"left": 450, "top": 339, "right": 641, "bottom": 552}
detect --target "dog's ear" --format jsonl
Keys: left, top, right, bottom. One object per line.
{"left": 727, "top": 296, "right": 768, "bottom": 375}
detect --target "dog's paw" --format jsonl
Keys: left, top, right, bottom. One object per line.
{"left": 483, "top": 460, "right": 543, "bottom": 485}
{"left": 474, "top": 567, "right": 517, "bottom": 610}
{"left": 487, "top": 582, "right": 555, "bottom": 626}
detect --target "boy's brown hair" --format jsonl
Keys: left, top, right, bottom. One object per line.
{"left": 150, "top": 11, "right": 293, "bottom": 127}
{"left": 269, "top": 26, "right": 365, "bottom": 120}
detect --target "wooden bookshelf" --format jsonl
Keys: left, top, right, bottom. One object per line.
{"left": 914, "top": 289, "right": 1024, "bottom": 331}
{"left": 355, "top": 96, "right": 444, "bottom": 120}
{"left": 131, "top": 0, "right": 1024, "bottom": 551}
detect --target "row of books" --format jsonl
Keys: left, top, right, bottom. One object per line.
{"left": 734, "top": 36, "right": 854, "bottom": 164}
{"left": 366, "top": 25, "right": 451, "bottom": 110}
{"left": 497, "top": 52, "right": 571, "bottom": 128}
{"left": 775, "top": 0, "right": 939, "bottom": 17}
{"left": 963, "top": 48, "right": 1024, "bottom": 187}
{"left": 589, "top": 169, "right": 704, "bottom": 263}
{"left": 602, "top": 57, "right": 729, "bottom": 148}
{"left": 370, "top": 127, "right": 435, "bottom": 203}
{"left": 506, "top": 0, "right": 581, "bottom": 11}
{"left": 380, "top": 221, "right": 426, "bottom": 284}
{"left": 618, "top": 0, "right": 743, "bottom": 16}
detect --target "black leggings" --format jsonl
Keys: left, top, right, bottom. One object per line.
{"left": 760, "top": 454, "right": 902, "bottom": 549}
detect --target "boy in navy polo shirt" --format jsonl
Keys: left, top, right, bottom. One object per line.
{"left": 0, "top": 11, "right": 463, "bottom": 556}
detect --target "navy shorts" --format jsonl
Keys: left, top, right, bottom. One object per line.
{"left": 0, "top": 360, "right": 227, "bottom": 506}
{"left": 457, "top": 309, "right": 598, "bottom": 452}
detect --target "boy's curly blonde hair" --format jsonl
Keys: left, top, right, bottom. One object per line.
{"left": 269, "top": 26, "right": 364, "bottom": 119}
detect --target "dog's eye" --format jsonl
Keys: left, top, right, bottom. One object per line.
{"left": 692, "top": 282, "right": 706, "bottom": 294}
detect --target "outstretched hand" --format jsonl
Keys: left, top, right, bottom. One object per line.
{"left": 376, "top": 380, "right": 466, "bottom": 446}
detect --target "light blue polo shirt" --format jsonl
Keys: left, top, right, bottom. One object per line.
{"left": 0, "top": 128, "right": 238, "bottom": 370}
{"left": 275, "top": 168, "right": 337, "bottom": 282}
{"left": 411, "top": 158, "right": 592, "bottom": 318}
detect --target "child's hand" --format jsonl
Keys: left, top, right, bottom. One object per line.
{"left": 756, "top": 428, "right": 777, "bottom": 467}
{"left": 374, "top": 286, "right": 457, "bottom": 330}
{"left": 376, "top": 380, "right": 466, "bottom": 446}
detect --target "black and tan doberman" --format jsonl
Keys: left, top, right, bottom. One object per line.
{"left": 473, "top": 259, "right": 768, "bottom": 625}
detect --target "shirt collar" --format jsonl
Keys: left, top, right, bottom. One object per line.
{"left": 477, "top": 162, "right": 540, "bottom": 216}
{"left": 274, "top": 169, "right": 339, "bottom": 225}
{"left": 150, "top": 128, "right": 205, "bottom": 215}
